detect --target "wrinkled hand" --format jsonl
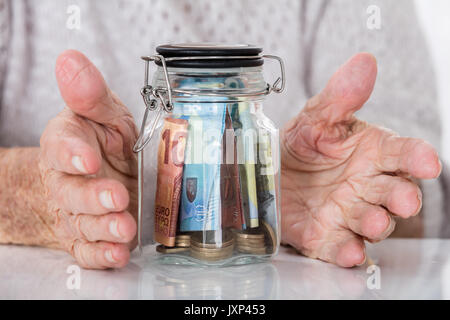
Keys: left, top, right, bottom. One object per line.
{"left": 280, "top": 53, "right": 441, "bottom": 267}
{"left": 39, "top": 50, "right": 138, "bottom": 269}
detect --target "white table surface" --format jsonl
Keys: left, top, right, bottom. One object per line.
{"left": 1, "top": 239, "right": 449, "bottom": 300}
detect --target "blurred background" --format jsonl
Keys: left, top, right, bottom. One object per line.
{"left": 415, "top": 0, "right": 450, "bottom": 164}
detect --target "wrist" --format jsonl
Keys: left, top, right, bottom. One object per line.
{"left": 0, "top": 147, "right": 58, "bottom": 247}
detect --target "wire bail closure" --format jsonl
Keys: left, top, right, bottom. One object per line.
{"left": 132, "top": 53, "right": 285, "bottom": 254}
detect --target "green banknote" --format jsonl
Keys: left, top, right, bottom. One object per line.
{"left": 231, "top": 102, "right": 259, "bottom": 229}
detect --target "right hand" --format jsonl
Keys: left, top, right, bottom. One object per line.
{"left": 39, "top": 50, "right": 138, "bottom": 269}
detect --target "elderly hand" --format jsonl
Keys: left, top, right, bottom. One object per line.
{"left": 39, "top": 50, "right": 138, "bottom": 269}
{"left": 280, "top": 53, "right": 441, "bottom": 267}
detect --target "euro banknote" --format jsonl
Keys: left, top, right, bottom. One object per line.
{"left": 154, "top": 117, "right": 189, "bottom": 246}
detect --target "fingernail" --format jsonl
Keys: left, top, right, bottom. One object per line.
{"left": 109, "top": 219, "right": 121, "bottom": 238}
{"left": 432, "top": 159, "right": 443, "bottom": 178}
{"left": 72, "top": 156, "right": 88, "bottom": 174}
{"left": 380, "top": 215, "right": 396, "bottom": 238}
{"left": 105, "top": 250, "right": 117, "bottom": 264}
{"left": 413, "top": 192, "right": 423, "bottom": 217}
{"left": 356, "top": 248, "right": 367, "bottom": 266}
{"left": 99, "top": 190, "right": 115, "bottom": 209}
{"left": 356, "top": 258, "right": 366, "bottom": 267}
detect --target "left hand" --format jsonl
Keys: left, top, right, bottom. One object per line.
{"left": 280, "top": 53, "right": 442, "bottom": 267}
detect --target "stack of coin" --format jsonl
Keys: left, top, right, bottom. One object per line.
{"left": 234, "top": 231, "right": 266, "bottom": 255}
{"left": 234, "top": 220, "right": 277, "bottom": 255}
{"left": 175, "top": 234, "right": 191, "bottom": 248}
{"left": 190, "top": 233, "right": 235, "bottom": 261}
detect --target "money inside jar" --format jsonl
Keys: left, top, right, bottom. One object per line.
{"left": 134, "top": 44, "right": 285, "bottom": 266}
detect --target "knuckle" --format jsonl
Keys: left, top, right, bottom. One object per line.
{"left": 71, "top": 214, "right": 91, "bottom": 241}
{"left": 71, "top": 239, "right": 90, "bottom": 269}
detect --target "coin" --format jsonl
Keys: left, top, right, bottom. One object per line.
{"left": 236, "top": 238, "right": 265, "bottom": 245}
{"left": 237, "top": 245, "right": 267, "bottom": 255}
{"left": 190, "top": 247, "right": 234, "bottom": 261}
{"left": 176, "top": 235, "right": 191, "bottom": 240}
{"left": 191, "top": 238, "right": 234, "bottom": 249}
{"left": 189, "top": 238, "right": 235, "bottom": 261}
{"left": 234, "top": 232, "right": 265, "bottom": 240}
{"left": 236, "top": 244, "right": 265, "bottom": 251}
{"left": 173, "top": 234, "right": 191, "bottom": 247}
{"left": 191, "top": 232, "right": 234, "bottom": 249}
{"left": 156, "top": 245, "right": 189, "bottom": 254}
{"left": 190, "top": 251, "right": 230, "bottom": 261}
{"left": 190, "top": 244, "right": 234, "bottom": 254}
{"left": 260, "top": 220, "right": 277, "bottom": 254}
{"left": 234, "top": 226, "right": 268, "bottom": 255}
{"left": 175, "top": 241, "right": 191, "bottom": 248}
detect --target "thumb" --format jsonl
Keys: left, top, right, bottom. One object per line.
{"left": 305, "top": 52, "right": 378, "bottom": 124}
{"left": 55, "top": 49, "right": 126, "bottom": 125}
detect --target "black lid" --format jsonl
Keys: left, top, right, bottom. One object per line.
{"left": 155, "top": 43, "right": 264, "bottom": 68}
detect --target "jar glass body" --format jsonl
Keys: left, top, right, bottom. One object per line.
{"left": 147, "top": 65, "right": 281, "bottom": 266}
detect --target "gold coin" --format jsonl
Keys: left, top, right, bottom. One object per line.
{"left": 260, "top": 220, "right": 277, "bottom": 254}
{"left": 190, "top": 244, "right": 234, "bottom": 254}
{"left": 176, "top": 235, "right": 191, "bottom": 240}
{"left": 191, "top": 234, "right": 234, "bottom": 249}
{"left": 190, "top": 249, "right": 233, "bottom": 261}
{"left": 191, "top": 240, "right": 234, "bottom": 249}
{"left": 234, "top": 232, "right": 265, "bottom": 240}
{"left": 236, "top": 238, "right": 265, "bottom": 245}
{"left": 236, "top": 243, "right": 265, "bottom": 250}
{"left": 191, "top": 231, "right": 234, "bottom": 246}
{"left": 156, "top": 245, "right": 189, "bottom": 254}
{"left": 237, "top": 246, "right": 267, "bottom": 255}
{"left": 175, "top": 241, "right": 191, "bottom": 248}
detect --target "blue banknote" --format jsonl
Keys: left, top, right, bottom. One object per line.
{"left": 172, "top": 77, "right": 228, "bottom": 231}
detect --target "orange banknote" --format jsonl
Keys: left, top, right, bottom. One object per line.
{"left": 154, "top": 117, "right": 188, "bottom": 247}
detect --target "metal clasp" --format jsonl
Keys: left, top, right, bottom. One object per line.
{"left": 263, "top": 55, "right": 286, "bottom": 94}
{"left": 133, "top": 55, "right": 175, "bottom": 154}
{"left": 140, "top": 55, "right": 174, "bottom": 112}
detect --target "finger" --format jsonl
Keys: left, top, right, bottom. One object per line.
{"left": 358, "top": 174, "right": 422, "bottom": 218}
{"left": 71, "top": 240, "right": 130, "bottom": 269}
{"left": 47, "top": 173, "right": 130, "bottom": 215}
{"left": 306, "top": 231, "right": 366, "bottom": 268}
{"left": 334, "top": 236, "right": 366, "bottom": 268}
{"left": 377, "top": 135, "right": 442, "bottom": 179}
{"left": 55, "top": 50, "right": 127, "bottom": 125}
{"left": 70, "top": 211, "right": 136, "bottom": 243}
{"left": 40, "top": 116, "right": 101, "bottom": 175}
{"left": 304, "top": 52, "right": 377, "bottom": 124}
{"left": 283, "top": 213, "right": 366, "bottom": 267}
{"left": 345, "top": 201, "right": 396, "bottom": 241}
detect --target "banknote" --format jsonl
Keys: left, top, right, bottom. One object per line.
{"left": 230, "top": 102, "right": 259, "bottom": 229}
{"left": 255, "top": 124, "right": 279, "bottom": 235}
{"left": 221, "top": 108, "right": 244, "bottom": 230}
{"left": 177, "top": 101, "right": 227, "bottom": 232}
{"left": 154, "top": 117, "right": 189, "bottom": 247}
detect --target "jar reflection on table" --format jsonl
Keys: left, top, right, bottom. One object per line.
{"left": 138, "top": 261, "right": 280, "bottom": 299}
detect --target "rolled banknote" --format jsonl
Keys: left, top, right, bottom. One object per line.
{"left": 231, "top": 102, "right": 259, "bottom": 228}
{"left": 255, "top": 124, "right": 279, "bottom": 235}
{"left": 177, "top": 102, "right": 227, "bottom": 232}
{"left": 221, "top": 108, "right": 244, "bottom": 230}
{"left": 154, "top": 117, "right": 188, "bottom": 247}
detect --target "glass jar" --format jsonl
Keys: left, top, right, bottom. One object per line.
{"left": 134, "top": 44, "right": 285, "bottom": 266}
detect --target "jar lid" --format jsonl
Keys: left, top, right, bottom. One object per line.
{"left": 155, "top": 43, "right": 264, "bottom": 68}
